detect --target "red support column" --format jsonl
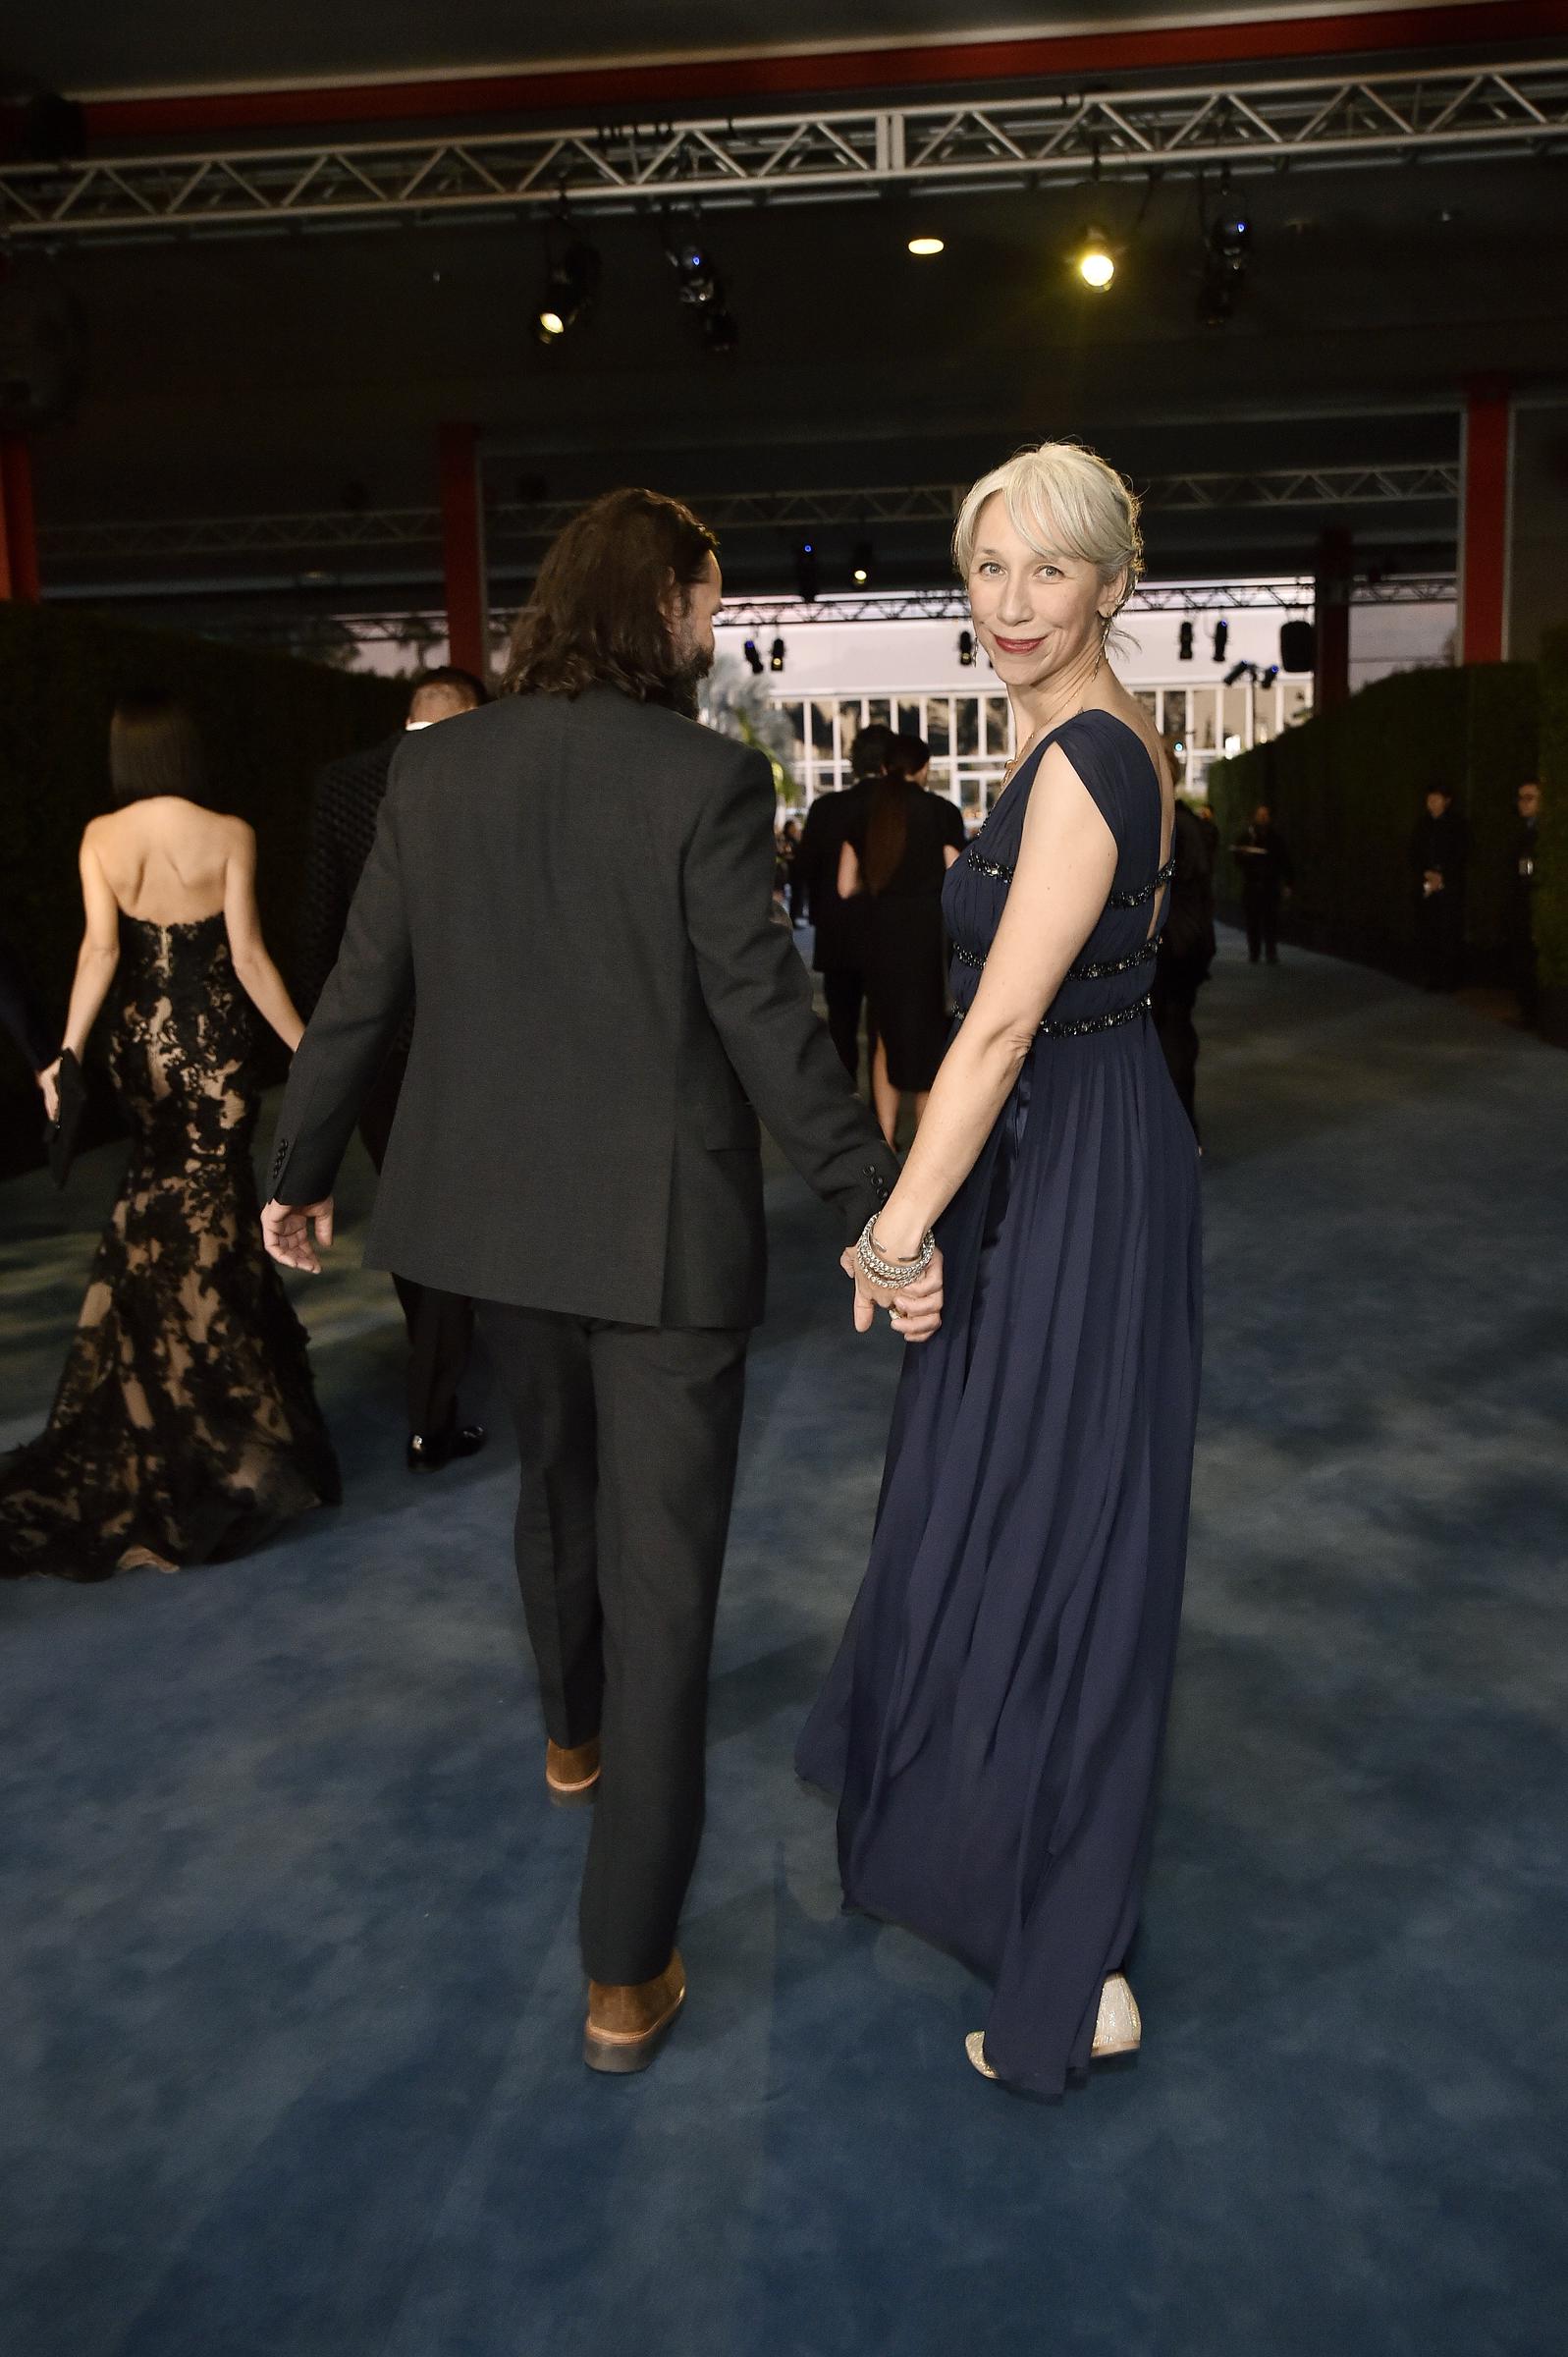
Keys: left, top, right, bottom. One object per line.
{"left": 438, "top": 422, "right": 488, "bottom": 681}
{"left": 0, "top": 435, "right": 40, "bottom": 601}
{"left": 1458, "top": 378, "right": 1512, "bottom": 664}
{"left": 1312, "top": 526, "right": 1352, "bottom": 712}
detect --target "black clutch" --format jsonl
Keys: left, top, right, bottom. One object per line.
{"left": 47, "top": 1050, "right": 89, "bottom": 1189}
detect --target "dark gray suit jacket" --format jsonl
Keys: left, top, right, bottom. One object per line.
{"left": 268, "top": 686, "right": 898, "bottom": 1328}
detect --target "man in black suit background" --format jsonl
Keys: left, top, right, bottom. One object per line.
{"left": 298, "top": 666, "right": 490, "bottom": 1470}
{"left": 791, "top": 723, "right": 894, "bottom": 1078}
{"left": 263, "top": 490, "right": 937, "bottom": 2072}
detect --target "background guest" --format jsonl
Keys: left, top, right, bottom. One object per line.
{"left": 791, "top": 724, "right": 894, "bottom": 1079}
{"left": 1231, "top": 799, "right": 1293, "bottom": 964}
{"left": 837, "top": 732, "right": 964, "bottom": 1145}
{"left": 1152, "top": 796, "right": 1217, "bottom": 1142}
{"left": 1, "top": 692, "right": 339, "bottom": 1580}
{"left": 298, "top": 665, "right": 491, "bottom": 1472}
{"left": 1410, "top": 783, "right": 1468, "bottom": 992}
{"left": 1508, "top": 779, "right": 1542, "bottom": 1024}
{"left": 0, "top": 927, "right": 56, "bottom": 1099}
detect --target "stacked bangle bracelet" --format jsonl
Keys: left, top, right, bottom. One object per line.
{"left": 856, "top": 1214, "right": 937, "bottom": 1290}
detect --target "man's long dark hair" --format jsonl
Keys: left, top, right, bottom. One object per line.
{"left": 503, "top": 488, "right": 718, "bottom": 711}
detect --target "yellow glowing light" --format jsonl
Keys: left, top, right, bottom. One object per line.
{"left": 852, "top": 566, "right": 869, "bottom": 583}
{"left": 907, "top": 236, "right": 946, "bottom": 256}
{"left": 538, "top": 308, "right": 567, "bottom": 338}
{"left": 1078, "top": 244, "right": 1115, "bottom": 290}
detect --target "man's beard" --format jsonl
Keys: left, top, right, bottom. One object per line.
{"left": 666, "top": 642, "right": 714, "bottom": 720}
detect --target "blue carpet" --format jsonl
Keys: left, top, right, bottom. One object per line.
{"left": 2, "top": 932, "right": 1565, "bottom": 2357}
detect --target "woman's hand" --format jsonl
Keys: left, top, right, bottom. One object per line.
{"left": 840, "top": 1245, "right": 945, "bottom": 1342}
{"left": 37, "top": 1059, "right": 61, "bottom": 1124}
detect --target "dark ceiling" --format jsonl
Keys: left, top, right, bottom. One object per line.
{"left": 4, "top": 3, "right": 1564, "bottom": 620}
{"left": 4, "top": 3, "right": 1361, "bottom": 95}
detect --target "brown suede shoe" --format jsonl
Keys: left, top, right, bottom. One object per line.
{"left": 583, "top": 1951, "right": 687, "bottom": 2075}
{"left": 545, "top": 1736, "right": 601, "bottom": 1808}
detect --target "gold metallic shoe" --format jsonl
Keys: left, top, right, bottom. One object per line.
{"left": 965, "top": 1975, "right": 1143, "bottom": 2082}
{"left": 545, "top": 1736, "right": 601, "bottom": 1807}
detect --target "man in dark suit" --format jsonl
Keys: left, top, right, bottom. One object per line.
{"left": 791, "top": 724, "right": 894, "bottom": 1077}
{"left": 262, "top": 490, "right": 932, "bottom": 2072}
{"left": 1409, "top": 784, "right": 1469, "bottom": 991}
{"left": 1231, "top": 800, "right": 1293, "bottom": 964}
{"left": 298, "top": 666, "right": 490, "bottom": 1470}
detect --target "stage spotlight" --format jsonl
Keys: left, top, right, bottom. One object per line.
{"left": 957, "top": 630, "right": 976, "bottom": 666}
{"left": 794, "top": 540, "right": 818, "bottom": 602}
{"left": 1261, "top": 663, "right": 1279, "bottom": 687}
{"left": 1178, "top": 621, "right": 1194, "bottom": 661}
{"left": 534, "top": 242, "right": 600, "bottom": 344}
{"left": 770, "top": 637, "right": 786, "bottom": 673}
{"left": 1075, "top": 228, "right": 1115, "bottom": 290}
{"left": 1223, "top": 659, "right": 1255, "bottom": 686}
{"left": 851, "top": 540, "right": 874, "bottom": 587}
{"left": 1198, "top": 181, "right": 1252, "bottom": 329}
{"left": 907, "top": 235, "right": 945, "bottom": 257}
{"left": 667, "top": 234, "right": 720, "bottom": 307}
{"left": 744, "top": 639, "right": 764, "bottom": 676}
{"left": 1213, "top": 619, "right": 1229, "bottom": 661}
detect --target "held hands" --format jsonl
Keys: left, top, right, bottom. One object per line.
{"left": 261, "top": 1195, "right": 336, "bottom": 1274}
{"left": 840, "top": 1244, "right": 945, "bottom": 1342}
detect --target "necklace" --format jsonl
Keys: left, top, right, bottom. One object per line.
{"left": 998, "top": 642, "right": 1107, "bottom": 793}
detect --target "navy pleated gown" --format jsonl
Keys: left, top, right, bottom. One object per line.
{"left": 797, "top": 708, "right": 1203, "bottom": 2096}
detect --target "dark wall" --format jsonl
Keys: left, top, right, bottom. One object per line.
{"left": 0, "top": 604, "right": 406, "bottom": 1170}
{"left": 1205, "top": 663, "right": 1540, "bottom": 979}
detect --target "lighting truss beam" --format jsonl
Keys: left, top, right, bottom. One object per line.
{"left": 39, "top": 465, "right": 1462, "bottom": 568}
{"left": 2, "top": 66, "right": 1564, "bottom": 241}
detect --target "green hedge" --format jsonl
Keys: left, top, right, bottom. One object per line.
{"left": 0, "top": 603, "right": 406, "bottom": 1169}
{"left": 1205, "top": 663, "right": 1540, "bottom": 976}
{"left": 1537, "top": 628, "right": 1568, "bottom": 990}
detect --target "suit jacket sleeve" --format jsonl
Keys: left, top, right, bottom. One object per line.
{"left": 266, "top": 775, "right": 414, "bottom": 1205}
{"left": 296, "top": 771, "right": 350, "bottom": 1020}
{"left": 685, "top": 748, "right": 898, "bottom": 1237}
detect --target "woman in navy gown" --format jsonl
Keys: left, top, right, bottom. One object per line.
{"left": 798, "top": 443, "right": 1202, "bottom": 2097}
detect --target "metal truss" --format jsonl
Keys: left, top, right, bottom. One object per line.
{"left": 258, "top": 573, "right": 1451, "bottom": 650}
{"left": 3, "top": 63, "right": 1565, "bottom": 242}
{"left": 39, "top": 465, "right": 1461, "bottom": 569}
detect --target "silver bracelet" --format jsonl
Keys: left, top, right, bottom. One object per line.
{"left": 856, "top": 1213, "right": 936, "bottom": 1290}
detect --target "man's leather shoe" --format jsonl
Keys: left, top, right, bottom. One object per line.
{"left": 406, "top": 1422, "right": 488, "bottom": 1473}
{"left": 584, "top": 1951, "right": 686, "bottom": 2075}
{"left": 545, "top": 1735, "right": 601, "bottom": 1806}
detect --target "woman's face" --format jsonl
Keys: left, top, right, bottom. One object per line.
{"left": 966, "top": 494, "right": 1118, "bottom": 693}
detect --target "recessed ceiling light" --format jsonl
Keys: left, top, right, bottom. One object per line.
{"left": 907, "top": 236, "right": 945, "bottom": 257}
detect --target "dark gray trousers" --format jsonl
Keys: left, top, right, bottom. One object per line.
{"left": 478, "top": 1302, "right": 748, "bottom": 1986}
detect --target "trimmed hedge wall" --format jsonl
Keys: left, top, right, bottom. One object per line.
{"left": 1537, "top": 627, "right": 1568, "bottom": 997}
{"left": 1205, "top": 663, "right": 1540, "bottom": 979}
{"left": 0, "top": 603, "right": 406, "bottom": 1169}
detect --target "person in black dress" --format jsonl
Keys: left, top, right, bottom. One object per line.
{"left": 838, "top": 733, "right": 965, "bottom": 1143}
{"left": 1231, "top": 801, "right": 1293, "bottom": 962}
{"left": 791, "top": 725, "right": 894, "bottom": 1078}
{"left": 0, "top": 693, "right": 339, "bottom": 1580}
{"left": 800, "top": 442, "right": 1201, "bottom": 2097}
{"left": 299, "top": 666, "right": 489, "bottom": 1470}
{"left": 1151, "top": 797, "right": 1217, "bottom": 1140}
{"left": 1410, "top": 784, "right": 1469, "bottom": 991}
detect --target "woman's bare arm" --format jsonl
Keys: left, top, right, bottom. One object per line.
{"left": 39, "top": 830, "right": 123, "bottom": 1118}
{"left": 868, "top": 745, "right": 1117, "bottom": 1266}
{"left": 224, "top": 823, "right": 306, "bottom": 1051}
{"left": 838, "top": 839, "right": 863, "bottom": 900}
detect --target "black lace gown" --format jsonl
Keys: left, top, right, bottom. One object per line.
{"left": 0, "top": 913, "right": 341, "bottom": 1582}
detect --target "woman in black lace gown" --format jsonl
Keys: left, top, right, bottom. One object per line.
{"left": 0, "top": 694, "right": 340, "bottom": 1581}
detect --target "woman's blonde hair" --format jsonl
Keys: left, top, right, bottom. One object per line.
{"left": 952, "top": 442, "right": 1144, "bottom": 633}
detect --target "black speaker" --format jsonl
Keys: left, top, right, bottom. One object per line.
{"left": 1279, "top": 620, "right": 1316, "bottom": 674}
{"left": 0, "top": 264, "right": 87, "bottom": 433}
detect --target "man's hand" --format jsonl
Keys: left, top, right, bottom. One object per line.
{"left": 839, "top": 1244, "right": 945, "bottom": 1343}
{"left": 262, "top": 1195, "right": 336, "bottom": 1274}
